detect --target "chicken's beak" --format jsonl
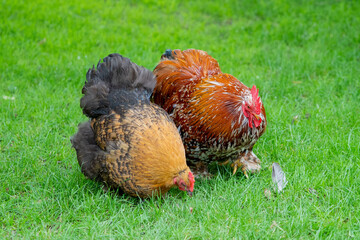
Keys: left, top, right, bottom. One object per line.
{"left": 186, "top": 189, "right": 193, "bottom": 197}
{"left": 253, "top": 114, "right": 260, "bottom": 120}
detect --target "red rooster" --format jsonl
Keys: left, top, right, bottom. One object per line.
{"left": 153, "top": 49, "right": 267, "bottom": 177}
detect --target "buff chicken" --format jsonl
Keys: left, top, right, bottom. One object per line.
{"left": 71, "top": 53, "right": 195, "bottom": 198}
{"left": 153, "top": 49, "right": 267, "bottom": 177}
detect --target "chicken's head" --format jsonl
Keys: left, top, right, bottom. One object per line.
{"left": 242, "top": 85, "right": 262, "bottom": 128}
{"left": 173, "top": 170, "right": 195, "bottom": 196}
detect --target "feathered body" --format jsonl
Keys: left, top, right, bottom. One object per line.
{"left": 153, "top": 49, "right": 267, "bottom": 176}
{"left": 71, "top": 54, "right": 194, "bottom": 198}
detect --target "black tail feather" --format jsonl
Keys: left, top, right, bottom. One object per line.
{"left": 80, "top": 53, "right": 156, "bottom": 118}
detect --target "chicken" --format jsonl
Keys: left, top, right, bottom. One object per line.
{"left": 71, "top": 53, "right": 195, "bottom": 198}
{"left": 153, "top": 49, "right": 267, "bottom": 177}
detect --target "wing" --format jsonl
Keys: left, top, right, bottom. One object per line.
{"left": 176, "top": 74, "right": 251, "bottom": 142}
{"left": 90, "top": 111, "right": 126, "bottom": 151}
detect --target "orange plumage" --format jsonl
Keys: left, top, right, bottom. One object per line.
{"left": 71, "top": 53, "right": 194, "bottom": 198}
{"left": 153, "top": 49, "right": 267, "bottom": 177}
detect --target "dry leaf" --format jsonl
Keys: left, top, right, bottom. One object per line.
{"left": 264, "top": 188, "right": 272, "bottom": 199}
{"left": 308, "top": 188, "right": 318, "bottom": 195}
{"left": 272, "top": 162, "right": 288, "bottom": 193}
{"left": 270, "top": 221, "right": 285, "bottom": 232}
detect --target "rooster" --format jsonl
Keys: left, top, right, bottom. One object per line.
{"left": 71, "top": 53, "right": 195, "bottom": 198}
{"left": 153, "top": 49, "right": 267, "bottom": 177}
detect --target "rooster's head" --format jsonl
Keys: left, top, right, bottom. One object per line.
{"left": 242, "top": 85, "right": 262, "bottom": 128}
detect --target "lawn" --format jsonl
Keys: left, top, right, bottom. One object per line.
{"left": 1, "top": 0, "right": 360, "bottom": 238}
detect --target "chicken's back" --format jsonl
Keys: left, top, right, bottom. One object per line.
{"left": 153, "top": 49, "right": 221, "bottom": 113}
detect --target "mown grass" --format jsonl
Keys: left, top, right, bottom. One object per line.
{"left": 1, "top": 0, "right": 359, "bottom": 238}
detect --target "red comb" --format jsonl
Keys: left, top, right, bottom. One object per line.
{"left": 188, "top": 172, "right": 195, "bottom": 192}
{"left": 251, "top": 85, "right": 261, "bottom": 114}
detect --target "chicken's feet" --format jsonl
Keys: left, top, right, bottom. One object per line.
{"left": 229, "top": 151, "right": 261, "bottom": 178}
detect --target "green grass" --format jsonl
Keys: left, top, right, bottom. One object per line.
{"left": 1, "top": 0, "right": 359, "bottom": 238}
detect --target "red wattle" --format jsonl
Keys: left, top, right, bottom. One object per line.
{"left": 248, "top": 115, "right": 253, "bottom": 128}
{"left": 253, "top": 117, "right": 262, "bottom": 128}
{"left": 188, "top": 172, "right": 195, "bottom": 192}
